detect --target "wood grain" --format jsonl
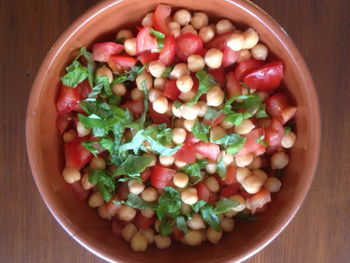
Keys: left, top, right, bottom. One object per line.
{"left": 0, "top": 0, "right": 349, "bottom": 262}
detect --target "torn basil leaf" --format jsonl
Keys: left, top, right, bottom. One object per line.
{"left": 156, "top": 187, "right": 182, "bottom": 221}
{"left": 113, "top": 154, "right": 153, "bottom": 176}
{"left": 181, "top": 160, "right": 207, "bottom": 185}
{"left": 214, "top": 198, "right": 239, "bottom": 214}
{"left": 88, "top": 170, "right": 116, "bottom": 201}
{"left": 192, "top": 121, "right": 210, "bottom": 142}
{"left": 188, "top": 69, "right": 217, "bottom": 105}
{"left": 176, "top": 216, "right": 189, "bottom": 234}
{"left": 214, "top": 133, "right": 246, "bottom": 155}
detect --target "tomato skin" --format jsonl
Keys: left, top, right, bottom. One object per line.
{"left": 75, "top": 79, "right": 91, "bottom": 99}
{"left": 265, "top": 118, "right": 284, "bottom": 153}
{"left": 208, "top": 68, "right": 226, "bottom": 88}
{"left": 136, "top": 26, "right": 158, "bottom": 54}
{"left": 149, "top": 102, "right": 171, "bottom": 126}
{"left": 70, "top": 181, "right": 90, "bottom": 201}
{"left": 266, "top": 93, "right": 297, "bottom": 124}
{"left": 163, "top": 80, "right": 181, "bottom": 100}
{"left": 234, "top": 58, "right": 264, "bottom": 81}
{"left": 238, "top": 128, "right": 266, "bottom": 156}
{"left": 203, "top": 113, "right": 226, "bottom": 127}
{"left": 92, "top": 42, "right": 123, "bottom": 62}
{"left": 196, "top": 182, "right": 210, "bottom": 202}
{"left": 172, "top": 226, "right": 184, "bottom": 241}
{"left": 243, "top": 61, "right": 284, "bottom": 90}
{"left": 135, "top": 214, "right": 156, "bottom": 229}
{"left": 194, "top": 142, "right": 220, "bottom": 161}
{"left": 56, "top": 85, "right": 81, "bottom": 115}
{"left": 105, "top": 195, "right": 122, "bottom": 217}
{"left": 57, "top": 112, "right": 73, "bottom": 134}
{"left": 206, "top": 32, "right": 232, "bottom": 49}
{"left": 176, "top": 33, "right": 203, "bottom": 61}
{"left": 121, "top": 99, "right": 144, "bottom": 118}
{"left": 152, "top": 4, "right": 171, "bottom": 35}
{"left": 150, "top": 165, "right": 176, "bottom": 189}
{"left": 246, "top": 189, "right": 271, "bottom": 214}
{"left": 220, "top": 183, "right": 240, "bottom": 198}
{"left": 226, "top": 72, "right": 242, "bottom": 98}
{"left": 141, "top": 168, "right": 151, "bottom": 182}
{"left": 64, "top": 137, "right": 93, "bottom": 169}
{"left": 222, "top": 46, "right": 240, "bottom": 67}
{"left": 159, "top": 35, "right": 175, "bottom": 66}
{"left": 108, "top": 55, "right": 137, "bottom": 73}
{"left": 175, "top": 140, "right": 197, "bottom": 163}
{"left": 117, "top": 182, "right": 129, "bottom": 200}
{"left": 138, "top": 51, "right": 159, "bottom": 65}
{"left": 218, "top": 166, "right": 237, "bottom": 185}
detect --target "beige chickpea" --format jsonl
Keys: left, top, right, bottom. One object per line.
{"left": 128, "top": 179, "right": 145, "bottom": 195}
{"left": 187, "top": 214, "right": 206, "bottom": 230}
{"left": 90, "top": 156, "right": 106, "bottom": 170}
{"left": 204, "top": 177, "right": 220, "bottom": 193}
{"left": 170, "top": 63, "right": 190, "bottom": 79}
{"left": 141, "top": 209, "right": 155, "bottom": 219}
{"left": 242, "top": 28, "right": 259, "bottom": 49}
{"left": 159, "top": 155, "right": 175, "bottom": 167}
{"left": 179, "top": 90, "right": 196, "bottom": 102}
{"left": 187, "top": 55, "right": 205, "bottom": 72}
{"left": 191, "top": 12, "right": 209, "bottom": 29}
{"left": 154, "top": 235, "right": 172, "bottom": 249}
{"left": 141, "top": 187, "right": 159, "bottom": 202}
{"left": 210, "top": 126, "right": 227, "bottom": 141}
{"left": 122, "top": 223, "right": 138, "bottom": 242}
{"left": 184, "top": 230, "right": 203, "bottom": 246}
{"left": 206, "top": 161, "right": 217, "bottom": 174}
{"left": 181, "top": 25, "right": 198, "bottom": 35}
{"left": 175, "top": 160, "right": 188, "bottom": 169}
{"left": 98, "top": 204, "right": 112, "bottom": 220}
{"left": 172, "top": 103, "right": 183, "bottom": 118}
{"left": 236, "top": 167, "right": 251, "bottom": 183}
{"left": 206, "top": 86, "right": 225, "bottom": 106}
{"left": 174, "top": 118, "right": 185, "bottom": 128}
{"left": 172, "top": 128, "right": 187, "bottom": 144}
{"left": 116, "top": 29, "right": 133, "bottom": 41}
{"left": 281, "top": 132, "right": 296, "bottom": 148}
{"left": 147, "top": 88, "right": 161, "bottom": 103}
{"left": 220, "top": 120, "right": 234, "bottom": 129}
{"left": 216, "top": 19, "right": 234, "bottom": 34}
{"left": 204, "top": 48, "right": 223, "bottom": 69}
{"left": 183, "top": 119, "right": 196, "bottom": 132}
{"left": 119, "top": 205, "right": 136, "bottom": 222}
{"left": 197, "top": 101, "right": 208, "bottom": 117}
{"left": 221, "top": 217, "right": 235, "bottom": 232}
{"left": 199, "top": 26, "right": 215, "bottom": 43}
{"left": 271, "top": 151, "right": 289, "bottom": 170}
{"left": 153, "top": 77, "right": 166, "bottom": 90}
{"left": 226, "top": 33, "right": 245, "bottom": 51}
{"left": 88, "top": 191, "right": 104, "bottom": 208}
{"left": 140, "top": 228, "right": 155, "bottom": 244}
{"left": 173, "top": 172, "right": 189, "bottom": 188}
{"left": 236, "top": 49, "right": 251, "bottom": 63}
{"left": 230, "top": 194, "right": 246, "bottom": 212}
{"left": 235, "top": 153, "right": 254, "bottom": 167}
{"left": 142, "top": 12, "right": 153, "bottom": 26}
{"left": 81, "top": 173, "right": 95, "bottom": 190}
{"left": 130, "top": 232, "right": 148, "bottom": 252}
{"left": 174, "top": 9, "right": 192, "bottom": 25}
{"left": 242, "top": 175, "right": 264, "bottom": 194}
{"left": 251, "top": 43, "right": 268, "bottom": 61}
{"left": 206, "top": 227, "right": 222, "bottom": 244}
{"left": 252, "top": 169, "right": 268, "bottom": 182}
{"left": 224, "top": 210, "right": 237, "bottom": 218}
{"left": 154, "top": 220, "right": 161, "bottom": 232}
{"left": 248, "top": 156, "right": 262, "bottom": 170}
{"left": 124, "top": 38, "right": 137, "bottom": 56}
{"left": 181, "top": 187, "right": 198, "bottom": 205}
{"left": 148, "top": 61, "right": 166, "bottom": 78}
{"left": 153, "top": 96, "right": 168, "bottom": 114}
{"left": 131, "top": 88, "right": 143, "bottom": 100}
{"left": 96, "top": 65, "right": 113, "bottom": 84}
{"left": 176, "top": 75, "right": 193, "bottom": 92}
{"left": 264, "top": 177, "right": 282, "bottom": 193}
{"left": 136, "top": 71, "right": 152, "bottom": 90}
{"left": 112, "top": 83, "right": 127, "bottom": 96}
{"left": 182, "top": 104, "right": 200, "bottom": 120}
{"left": 63, "top": 129, "right": 76, "bottom": 143}
{"left": 234, "top": 119, "right": 255, "bottom": 134}
{"left": 62, "top": 167, "right": 81, "bottom": 184}
{"left": 181, "top": 203, "right": 192, "bottom": 214}
{"left": 76, "top": 121, "right": 91, "bottom": 137}
{"left": 168, "top": 21, "right": 181, "bottom": 38}
{"left": 221, "top": 151, "right": 234, "bottom": 166}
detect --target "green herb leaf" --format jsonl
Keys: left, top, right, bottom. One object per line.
{"left": 236, "top": 212, "right": 259, "bottom": 221}
{"left": 150, "top": 28, "right": 165, "bottom": 49}
{"left": 256, "top": 104, "right": 269, "bottom": 118}
{"left": 176, "top": 216, "right": 189, "bottom": 234}
{"left": 88, "top": 170, "right": 116, "bottom": 201}
{"left": 216, "top": 158, "right": 226, "bottom": 180}
{"left": 118, "top": 129, "right": 145, "bottom": 154}
{"left": 145, "top": 136, "right": 182, "bottom": 156}
{"left": 192, "top": 121, "right": 210, "bottom": 142}
{"left": 204, "top": 107, "right": 221, "bottom": 121}
{"left": 214, "top": 198, "right": 239, "bottom": 214}
{"left": 214, "top": 134, "right": 246, "bottom": 155}
{"left": 232, "top": 94, "right": 262, "bottom": 111}
{"left": 173, "top": 100, "right": 182, "bottom": 109}
{"left": 192, "top": 200, "right": 207, "bottom": 213}
{"left": 81, "top": 141, "right": 100, "bottom": 156}
{"left": 200, "top": 204, "right": 221, "bottom": 232}
{"left": 113, "top": 65, "right": 146, "bottom": 83}
{"left": 79, "top": 47, "right": 95, "bottom": 85}
{"left": 120, "top": 193, "right": 157, "bottom": 210}
{"left": 61, "top": 60, "right": 90, "bottom": 88}
{"left": 159, "top": 220, "right": 173, "bottom": 236}
{"left": 188, "top": 69, "right": 217, "bottom": 105}
{"left": 256, "top": 135, "right": 268, "bottom": 146}
{"left": 181, "top": 160, "right": 207, "bottom": 185}
{"left": 284, "top": 126, "right": 291, "bottom": 134}
{"left": 114, "top": 155, "right": 153, "bottom": 176}
{"left": 156, "top": 187, "right": 182, "bottom": 221}
{"left": 162, "top": 66, "right": 173, "bottom": 77}
{"left": 224, "top": 112, "right": 252, "bottom": 126}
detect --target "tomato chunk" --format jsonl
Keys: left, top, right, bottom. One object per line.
{"left": 172, "top": 226, "right": 184, "bottom": 241}
{"left": 135, "top": 214, "right": 156, "bottom": 229}
{"left": 138, "top": 51, "right": 159, "bottom": 65}
{"left": 203, "top": 113, "right": 226, "bottom": 127}
{"left": 265, "top": 118, "right": 284, "bottom": 153}
{"left": 70, "top": 181, "right": 90, "bottom": 201}
{"left": 234, "top": 58, "right": 264, "bottom": 81}
{"left": 64, "top": 137, "right": 93, "bottom": 169}
{"left": 152, "top": 4, "right": 171, "bottom": 36}
{"left": 220, "top": 183, "right": 239, "bottom": 198}
{"left": 56, "top": 85, "right": 81, "bottom": 115}
{"left": 243, "top": 61, "right": 284, "bottom": 90}
{"left": 206, "top": 32, "right": 232, "bottom": 49}
{"left": 218, "top": 166, "right": 237, "bottom": 185}
{"left": 121, "top": 99, "right": 144, "bottom": 118}
{"left": 238, "top": 128, "right": 266, "bottom": 156}
{"left": 141, "top": 168, "right": 151, "bottom": 182}
{"left": 226, "top": 72, "right": 242, "bottom": 98}
{"left": 175, "top": 140, "right": 197, "bottom": 163}
{"left": 149, "top": 102, "right": 171, "bottom": 126}
{"left": 75, "top": 79, "right": 91, "bottom": 99}
{"left": 163, "top": 80, "right": 181, "bottom": 100}
{"left": 222, "top": 46, "right": 240, "bottom": 68}
{"left": 105, "top": 195, "right": 122, "bottom": 217}
{"left": 159, "top": 35, "right": 175, "bottom": 66}
{"left": 57, "top": 112, "right": 73, "bottom": 134}
{"left": 246, "top": 189, "right": 271, "bottom": 214}
{"left": 208, "top": 68, "right": 226, "bottom": 88}
{"left": 136, "top": 26, "right": 158, "bottom": 54}
{"left": 266, "top": 92, "right": 296, "bottom": 124}
{"left": 150, "top": 165, "right": 176, "bottom": 189}
{"left": 176, "top": 33, "right": 203, "bottom": 61}
{"left": 194, "top": 142, "right": 220, "bottom": 161}
{"left": 196, "top": 182, "right": 210, "bottom": 202}
{"left": 108, "top": 55, "right": 137, "bottom": 73}
{"left": 92, "top": 42, "right": 123, "bottom": 62}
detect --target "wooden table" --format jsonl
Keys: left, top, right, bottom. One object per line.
{"left": 1, "top": 0, "right": 349, "bottom": 262}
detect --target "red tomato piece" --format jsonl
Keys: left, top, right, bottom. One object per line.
{"left": 203, "top": 113, "right": 226, "bottom": 127}
{"left": 266, "top": 93, "right": 297, "bottom": 124}
{"left": 117, "top": 182, "right": 129, "bottom": 200}
{"left": 226, "top": 72, "right": 242, "bottom": 98}
{"left": 279, "top": 106, "right": 297, "bottom": 124}
{"left": 138, "top": 51, "right": 159, "bottom": 65}
{"left": 149, "top": 102, "right": 171, "bottom": 126}
{"left": 195, "top": 182, "right": 210, "bottom": 202}
{"left": 243, "top": 61, "right": 284, "bottom": 90}
{"left": 152, "top": 4, "right": 171, "bottom": 35}
{"left": 136, "top": 26, "right": 158, "bottom": 54}
{"left": 176, "top": 33, "right": 203, "bottom": 61}
{"left": 159, "top": 35, "right": 176, "bottom": 65}
{"left": 141, "top": 168, "right": 151, "bottom": 182}
{"left": 265, "top": 118, "right": 284, "bottom": 153}
{"left": 194, "top": 142, "right": 220, "bottom": 161}
{"left": 218, "top": 166, "right": 237, "bottom": 185}
{"left": 92, "top": 42, "right": 123, "bottom": 62}
{"left": 75, "top": 79, "right": 91, "bottom": 99}
{"left": 222, "top": 47, "right": 240, "bottom": 68}
{"left": 105, "top": 195, "right": 122, "bottom": 217}
{"left": 208, "top": 68, "right": 226, "bottom": 88}
{"left": 57, "top": 112, "right": 73, "bottom": 134}
{"left": 206, "top": 32, "right": 232, "bottom": 49}
{"left": 172, "top": 226, "right": 184, "bottom": 241}
{"left": 220, "top": 183, "right": 240, "bottom": 198}
{"left": 234, "top": 58, "right": 264, "bottom": 81}
{"left": 150, "top": 165, "right": 176, "bottom": 189}
{"left": 163, "top": 80, "right": 181, "bottom": 100}
{"left": 186, "top": 132, "right": 201, "bottom": 144}
{"left": 121, "top": 99, "right": 144, "bottom": 118}
{"left": 108, "top": 55, "right": 137, "bottom": 73}
{"left": 238, "top": 128, "right": 266, "bottom": 156}
{"left": 246, "top": 189, "right": 271, "bottom": 214}
{"left": 64, "top": 137, "right": 93, "bottom": 169}
{"left": 175, "top": 141, "right": 197, "bottom": 163}
{"left": 70, "top": 181, "right": 90, "bottom": 201}
{"left": 56, "top": 85, "right": 81, "bottom": 115}
{"left": 135, "top": 214, "right": 156, "bottom": 229}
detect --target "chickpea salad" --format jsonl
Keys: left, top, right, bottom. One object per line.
{"left": 56, "top": 4, "right": 297, "bottom": 252}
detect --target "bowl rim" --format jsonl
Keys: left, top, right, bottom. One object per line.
{"left": 26, "top": 0, "right": 321, "bottom": 262}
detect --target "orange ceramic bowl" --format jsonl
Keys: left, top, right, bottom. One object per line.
{"left": 26, "top": 0, "right": 320, "bottom": 262}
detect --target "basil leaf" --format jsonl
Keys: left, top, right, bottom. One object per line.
{"left": 192, "top": 121, "right": 210, "bottom": 142}
{"left": 232, "top": 94, "right": 262, "bottom": 111}
{"left": 204, "top": 107, "right": 221, "bottom": 121}
{"left": 61, "top": 60, "right": 89, "bottom": 88}
{"left": 159, "top": 220, "right": 173, "bottom": 236}
{"left": 224, "top": 112, "right": 252, "bottom": 126}
{"left": 214, "top": 198, "right": 239, "bottom": 214}
{"left": 98, "top": 138, "right": 114, "bottom": 152}
{"left": 162, "top": 66, "right": 173, "bottom": 77}
{"left": 88, "top": 170, "right": 116, "bottom": 201}
{"left": 114, "top": 155, "right": 153, "bottom": 176}
{"left": 256, "top": 135, "right": 268, "bottom": 146}
{"left": 173, "top": 100, "right": 182, "bottom": 109}
{"left": 182, "top": 160, "right": 207, "bottom": 185}
{"left": 188, "top": 69, "right": 217, "bottom": 105}
{"left": 113, "top": 65, "right": 146, "bottom": 83}
{"left": 79, "top": 47, "right": 95, "bottom": 86}
{"left": 145, "top": 136, "right": 182, "bottom": 156}
{"left": 118, "top": 129, "right": 145, "bottom": 154}
{"left": 256, "top": 104, "right": 269, "bottom": 118}
{"left": 176, "top": 216, "right": 189, "bottom": 234}
{"left": 156, "top": 187, "right": 182, "bottom": 221}
{"left": 150, "top": 28, "right": 165, "bottom": 49}
{"left": 214, "top": 133, "right": 246, "bottom": 155}
{"left": 123, "top": 193, "right": 157, "bottom": 210}
{"left": 192, "top": 200, "right": 207, "bottom": 213}
{"left": 200, "top": 204, "right": 221, "bottom": 232}
{"left": 236, "top": 212, "right": 259, "bottom": 221}
{"left": 284, "top": 126, "right": 291, "bottom": 134}
{"left": 217, "top": 158, "right": 226, "bottom": 180}
{"left": 81, "top": 141, "right": 100, "bottom": 156}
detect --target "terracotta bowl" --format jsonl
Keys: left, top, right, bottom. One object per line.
{"left": 26, "top": 0, "right": 320, "bottom": 262}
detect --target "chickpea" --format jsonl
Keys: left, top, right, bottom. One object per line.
{"left": 124, "top": 38, "right": 137, "bottom": 56}
{"left": 148, "top": 61, "right": 166, "bottom": 78}
{"left": 230, "top": 194, "right": 246, "bottom": 212}
{"left": 172, "top": 128, "right": 186, "bottom": 145}
{"left": 199, "top": 26, "right": 215, "bottom": 43}
{"left": 141, "top": 187, "right": 159, "bottom": 202}
{"left": 159, "top": 155, "right": 175, "bottom": 167}
{"left": 173, "top": 172, "right": 189, "bottom": 188}
{"left": 130, "top": 232, "right": 148, "bottom": 252}
{"left": 154, "top": 220, "right": 161, "bottom": 232}
{"left": 216, "top": 19, "right": 234, "bottom": 34}
{"left": 251, "top": 43, "right": 268, "bottom": 61}
{"left": 169, "top": 21, "right": 181, "bottom": 38}
{"left": 184, "top": 230, "right": 203, "bottom": 246}
{"left": 252, "top": 169, "right": 268, "bottom": 182}
{"left": 271, "top": 151, "right": 289, "bottom": 170}
{"left": 210, "top": 126, "right": 227, "bottom": 141}
{"left": 112, "top": 83, "right": 127, "bottom": 96}
{"left": 76, "top": 121, "right": 91, "bottom": 137}
{"left": 242, "top": 28, "right": 259, "bottom": 49}
{"left": 204, "top": 48, "right": 223, "bottom": 69}
{"left": 136, "top": 71, "right": 152, "bottom": 90}
{"left": 206, "top": 86, "right": 225, "bottom": 106}
{"left": 128, "top": 179, "right": 145, "bottom": 195}
{"left": 187, "top": 214, "right": 205, "bottom": 230}
{"left": 181, "top": 25, "right": 198, "bottom": 35}
{"left": 81, "top": 173, "right": 95, "bottom": 190}
{"left": 154, "top": 235, "right": 172, "bottom": 249}
{"left": 187, "top": 55, "right": 205, "bottom": 72}
{"left": 235, "top": 153, "right": 254, "bottom": 167}
{"left": 116, "top": 29, "right": 133, "bottom": 41}
{"left": 62, "top": 167, "right": 81, "bottom": 184}
{"left": 119, "top": 205, "right": 136, "bottom": 222}
{"left": 183, "top": 119, "right": 195, "bottom": 132}
{"left": 88, "top": 191, "right": 104, "bottom": 208}
{"left": 206, "top": 227, "right": 222, "bottom": 244}
{"left": 131, "top": 88, "right": 143, "bottom": 100}
{"left": 206, "top": 161, "right": 217, "bottom": 174}
{"left": 142, "top": 12, "right": 153, "bottom": 27}
{"left": 145, "top": 89, "right": 160, "bottom": 104}
{"left": 281, "top": 132, "right": 296, "bottom": 148}
{"left": 234, "top": 119, "right": 255, "bottom": 134}
{"left": 224, "top": 210, "right": 237, "bottom": 218}
{"left": 182, "top": 104, "right": 200, "bottom": 120}
{"left": 172, "top": 103, "right": 183, "bottom": 118}
{"left": 90, "top": 156, "right": 106, "bottom": 170}
{"left": 226, "top": 33, "right": 245, "bottom": 51}
{"left": 154, "top": 77, "right": 166, "bottom": 90}
{"left": 197, "top": 101, "right": 208, "bottom": 117}
{"left": 175, "top": 160, "right": 188, "bottom": 169}
{"left": 96, "top": 65, "right": 113, "bottom": 84}
{"left": 181, "top": 187, "right": 198, "bottom": 205}
{"left": 242, "top": 175, "right": 264, "bottom": 194}
{"left": 153, "top": 96, "right": 168, "bottom": 114}
{"left": 122, "top": 223, "right": 138, "bottom": 242}
{"left": 98, "top": 204, "right": 112, "bottom": 220}
{"left": 173, "top": 118, "right": 185, "bottom": 128}
{"left": 176, "top": 75, "right": 193, "bottom": 92}
{"left": 179, "top": 90, "right": 196, "bottom": 102}
{"left": 236, "top": 167, "right": 251, "bottom": 183}
{"left": 170, "top": 63, "right": 190, "bottom": 79}
{"left": 191, "top": 12, "right": 209, "bottom": 29}
{"left": 181, "top": 203, "right": 192, "bottom": 214}
{"left": 204, "top": 177, "right": 220, "bottom": 193}
{"left": 140, "top": 228, "right": 155, "bottom": 244}
{"left": 220, "top": 120, "right": 234, "bottom": 129}
{"left": 264, "top": 177, "right": 282, "bottom": 193}
{"left": 221, "top": 151, "right": 234, "bottom": 166}
{"left": 174, "top": 9, "right": 191, "bottom": 25}
{"left": 248, "top": 156, "right": 262, "bottom": 170}
{"left": 63, "top": 129, "right": 76, "bottom": 143}
{"left": 141, "top": 209, "right": 155, "bottom": 219}
{"left": 236, "top": 49, "right": 252, "bottom": 63}
{"left": 221, "top": 217, "right": 235, "bottom": 232}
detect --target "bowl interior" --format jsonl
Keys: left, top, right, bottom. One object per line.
{"left": 26, "top": 0, "right": 320, "bottom": 262}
